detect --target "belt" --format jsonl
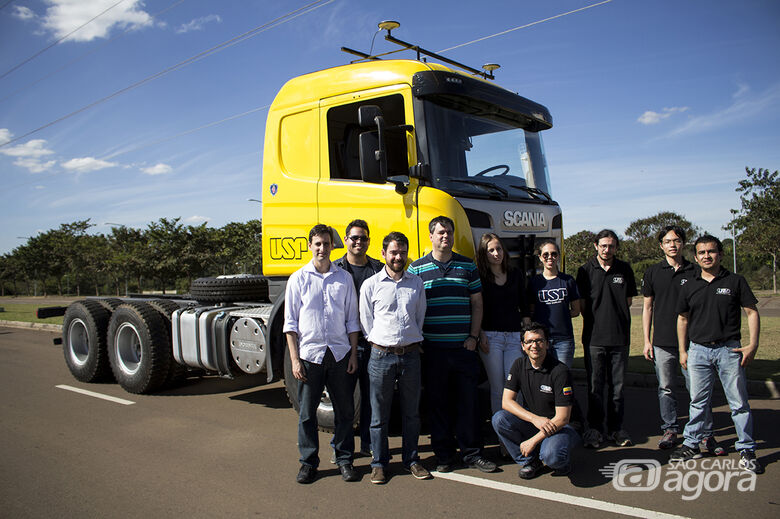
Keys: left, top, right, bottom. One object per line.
{"left": 371, "top": 342, "right": 421, "bottom": 355}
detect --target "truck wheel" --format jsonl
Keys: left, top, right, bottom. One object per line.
{"left": 190, "top": 275, "right": 268, "bottom": 303}
{"left": 62, "top": 300, "right": 113, "bottom": 383}
{"left": 107, "top": 302, "right": 171, "bottom": 394}
{"left": 283, "top": 345, "right": 360, "bottom": 433}
{"left": 95, "top": 298, "right": 123, "bottom": 313}
{"left": 146, "top": 299, "right": 188, "bottom": 388}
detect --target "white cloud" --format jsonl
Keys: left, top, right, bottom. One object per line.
{"left": 175, "top": 14, "right": 222, "bottom": 34}
{"left": 41, "top": 0, "right": 153, "bottom": 42}
{"left": 637, "top": 106, "right": 689, "bottom": 125}
{"left": 0, "top": 138, "right": 54, "bottom": 158}
{"left": 61, "top": 157, "right": 118, "bottom": 172}
{"left": 14, "top": 158, "right": 56, "bottom": 173}
{"left": 184, "top": 215, "right": 210, "bottom": 224}
{"left": 12, "top": 5, "right": 36, "bottom": 21}
{"left": 141, "top": 163, "right": 173, "bottom": 175}
{"left": 0, "top": 128, "right": 12, "bottom": 145}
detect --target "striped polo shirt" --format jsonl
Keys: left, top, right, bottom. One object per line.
{"left": 408, "top": 252, "right": 482, "bottom": 349}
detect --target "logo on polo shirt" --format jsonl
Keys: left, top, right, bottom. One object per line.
{"left": 716, "top": 288, "right": 732, "bottom": 296}
{"left": 563, "top": 386, "right": 572, "bottom": 396}
{"left": 680, "top": 279, "right": 688, "bottom": 286}
{"left": 506, "top": 374, "right": 512, "bottom": 381}
{"left": 612, "top": 276, "right": 624, "bottom": 284}
{"left": 540, "top": 384, "right": 553, "bottom": 393}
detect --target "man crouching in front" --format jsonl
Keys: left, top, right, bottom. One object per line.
{"left": 491, "top": 322, "right": 582, "bottom": 479}
{"left": 284, "top": 224, "right": 360, "bottom": 484}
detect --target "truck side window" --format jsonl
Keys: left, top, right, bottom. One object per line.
{"left": 327, "top": 94, "right": 407, "bottom": 180}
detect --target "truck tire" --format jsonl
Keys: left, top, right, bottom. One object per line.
{"left": 94, "top": 298, "right": 123, "bottom": 313}
{"left": 283, "top": 345, "right": 360, "bottom": 433}
{"left": 107, "top": 302, "right": 171, "bottom": 394}
{"left": 190, "top": 275, "right": 268, "bottom": 303}
{"left": 146, "top": 299, "right": 188, "bottom": 388}
{"left": 62, "top": 300, "right": 113, "bottom": 383}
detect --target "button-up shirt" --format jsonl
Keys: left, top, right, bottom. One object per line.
{"left": 283, "top": 261, "right": 360, "bottom": 364}
{"left": 359, "top": 267, "right": 426, "bottom": 347}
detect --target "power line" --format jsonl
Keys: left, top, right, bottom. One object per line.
{"left": 437, "top": 0, "right": 613, "bottom": 53}
{"left": 0, "top": 0, "right": 333, "bottom": 150}
{"left": 0, "top": 0, "right": 128, "bottom": 81}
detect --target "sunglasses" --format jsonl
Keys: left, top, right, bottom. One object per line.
{"left": 541, "top": 251, "right": 559, "bottom": 259}
{"left": 348, "top": 235, "right": 368, "bottom": 242}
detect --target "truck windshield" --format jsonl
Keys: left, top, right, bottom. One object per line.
{"left": 421, "top": 99, "right": 552, "bottom": 202}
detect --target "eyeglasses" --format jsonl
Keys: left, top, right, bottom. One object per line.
{"left": 523, "top": 338, "right": 547, "bottom": 346}
{"left": 541, "top": 251, "right": 559, "bottom": 259}
{"left": 348, "top": 235, "right": 368, "bottom": 242}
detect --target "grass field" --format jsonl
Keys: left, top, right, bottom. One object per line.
{"left": 1, "top": 300, "right": 778, "bottom": 381}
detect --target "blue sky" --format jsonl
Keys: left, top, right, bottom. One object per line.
{"left": 1, "top": 0, "right": 779, "bottom": 255}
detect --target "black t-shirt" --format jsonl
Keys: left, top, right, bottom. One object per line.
{"left": 577, "top": 257, "right": 638, "bottom": 347}
{"left": 642, "top": 259, "right": 696, "bottom": 348}
{"left": 504, "top": 354, "right": 573, "bottom": 419}
{"left": 481, "top": 268, "right": 526, "bottom": 332}
{"left": 333, "top": 254, "right": 382, "bottom": 293}
{"left": 676, "top": 268, "right": 757, "bottom": 344}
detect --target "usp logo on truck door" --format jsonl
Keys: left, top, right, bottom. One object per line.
{"left": 269, "top": 237, "right": 308, "bottom": 260}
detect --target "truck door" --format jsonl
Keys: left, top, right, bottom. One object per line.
{"left": 317, "top": 89, "right": 422, "bottom": 260}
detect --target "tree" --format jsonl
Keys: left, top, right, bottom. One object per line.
{"left": 729, "top": 167, "right": 780, "bottom": 293}
{"left": 563, "top": 230, "right": 595, "bottom": 276}
{"left": 622, "top": 211, "right": 700, "bottom": 265}
{"left": 145, "top": 217, "right": 188, "bottom": 294}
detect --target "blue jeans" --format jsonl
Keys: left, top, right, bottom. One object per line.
{"left": 298, "top": 349, "right": 355, "bottom": 468}
{"left": 368, "top": 346, "right": 422, "bottom": 468}
{"left": 653, "top": 346, "right": 713, "bottom": 435}
{"left": 492, "top": 410, "right": 581, "bottom": 469}
{"left": 584, "top": 344, "right": 627, "bottom": 434}
{"left": 478, "top": 331, "right": 524, "bottom": 415}
{"left": 682, "top": 341, "right": 755, "bottom": 451}
{"left": 423, "top": 347, "right": 482, "bottom": 464}
{"left": 549, "top": 337, "right": 575, "bottom": 369}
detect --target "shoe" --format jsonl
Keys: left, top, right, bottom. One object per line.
{"left": 702, "top": 436, "right": 727, "bottom": 457}
{"left": 609, "top": 430, "right": 633, "bottom": 447}
{"left": 340, "top": 463, "right": 359, "bottom": 482}
{"left": 358, "top": 447, "right": 373, "bottom": 458}
{"left": 518, "top": 458, "right": 544, "bottom": 480}
{"left": 407, "top": 462, "right": 432, "bottom": 480}
{"left": 370, "top": 466, "right": 387, "bottom": 484}
{"left": 739, "top": 450, "right": 764, "bottom": 474}
{"left": 467, "top": 456, "right": 497, "bottom": 473}
{"left": 669, "top": 444, "right": 702, "bottom": 463}
{"left": 296, "top": 465, "right": 317, "bottom": 484}
{"left": 658, "top": 430, "right": 678, "bottom": 450}
{"left": 435, "top": 459, "right": 455, "bottom": 473}
{"left": 551, "top": 463, "right": 572, "bottom": 477}
{"left": 582, "top": 429, "right": 603, "bottom": 449}
{"left": 329, "top": 450, "right": 336, "bottom": 464}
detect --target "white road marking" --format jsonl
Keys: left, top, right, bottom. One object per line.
{"left": 432, "top": 471, "right": 690, "bottom": 519}
{"left": 56, "top": 385, "right": 136, "bottom": 405}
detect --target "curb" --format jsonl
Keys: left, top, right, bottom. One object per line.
{"left": 2, "top": 320, "right": 777, "bottom": 399}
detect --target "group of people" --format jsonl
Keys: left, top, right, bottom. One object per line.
{"left": 283, "top": 217, "right": 764, "bottom": 485}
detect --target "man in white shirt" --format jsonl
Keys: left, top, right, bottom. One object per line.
{"left": 284, "top": 224, "right": 360, "bottom": 484}
{"left": 359, "top": 232, "right": 431, "bottom": 484}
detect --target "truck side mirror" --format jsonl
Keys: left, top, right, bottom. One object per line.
{"left": 358, "top": 105, "right": 382, "bottom": 128}
{"left": 359, "top": 131, "right": 386, "bottom": 184}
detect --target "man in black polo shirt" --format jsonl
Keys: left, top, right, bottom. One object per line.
{"left": 642, "top": 225, "right": 723, "bottom": 453}
{"left": 576, "top": 229, "right": 637, "bottom": 448}
{"left": 492, "top": 322, "right": 581, "bottom": 479}
{"left": 670, "top": 235, "right": 763, "bottom": 474}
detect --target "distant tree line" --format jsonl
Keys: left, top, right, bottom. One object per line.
{"left": 0, "top": 218, "right": 262, "bottom": 297}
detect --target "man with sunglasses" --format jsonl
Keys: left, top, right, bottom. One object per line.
{"left": 333, "top": 219, "right": 383, "bottom": 459}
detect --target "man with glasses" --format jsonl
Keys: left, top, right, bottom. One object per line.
{"left": 333, "top": 219, "right": 383, "bottom": 459}
{"left": 492, "top": 322, "right": 581, "bottom": 479}
{"left": 576, "top": 229, "right": 637, "bottom": 448}
{"left": 670, "top": 235, "right": 763, "bottom": 474}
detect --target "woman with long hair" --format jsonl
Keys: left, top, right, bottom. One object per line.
{"left": 476, "top": 233, "right": 526, "bottom": 416}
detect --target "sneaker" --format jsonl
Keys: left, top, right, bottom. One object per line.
{"left": 518, "top": 458, "right": 544, "bottom": 480}
{"left": 467, "top": 456, "right": 497, "bottom": 473}
{"left": 609, "top": 430, "right": 633, "bottom": 447}
{"left": 435, "top": 458, "right": 455, "bottom": 473}
{"left": 582, "top": 429, "right": 603, "bottom": 449}
{"left": 407, "top": 462, "right": 432, "bottom": 480}
{"left": 658, "top": 430, "right": 678, "bottom": 450}
{"left": 296, "top": 464, "right": 317, "bottom": 484}
{"left": 370, "top": 466, "right": 387, "bottom": 484}
{"left": 669, "top": 444, "right": 702, "bottom": 463}
{"left": 340, "top": 463, "right": 359, "bottom": 482}
{"left": 702, "top": 436, "right": 726, "bottom": 457}
{"left": 739, "top": 450, "right": 764, "bottom": 474}
{"left": 329, "top": 450, "right": 336, "bottom": 464}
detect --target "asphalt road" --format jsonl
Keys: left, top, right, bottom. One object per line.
{"left": 1, "top": 327, "right": 779, "bottom": 519}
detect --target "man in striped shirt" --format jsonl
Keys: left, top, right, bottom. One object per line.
{"left": 408, "top": 216, "right": 497, "bottom": 473}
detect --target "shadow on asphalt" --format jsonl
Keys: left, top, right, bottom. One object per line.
{"left": 229, "top": 385, "right": 291, "bottom": 408}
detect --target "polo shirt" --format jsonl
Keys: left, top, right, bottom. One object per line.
{"left": 676, "top": 268, "right": 757, "bottom": 344}
{"left": 408, "top": 252, "right": 481, "bottom": 349}
{"left": 576, "top": 257, "right": 637, "bottom": 347}
{"left": 504, "top": 354, "right": 573, "bottom": 419}
{"left": 641, "top": 259, "right": 696, "bottom": 348}
{"left": 481, "top": 268, "right": 526, "bottom": 332}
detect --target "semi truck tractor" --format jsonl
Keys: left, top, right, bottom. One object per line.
{"left": 50, "top": 26, "right": 563, "bottom": 429}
